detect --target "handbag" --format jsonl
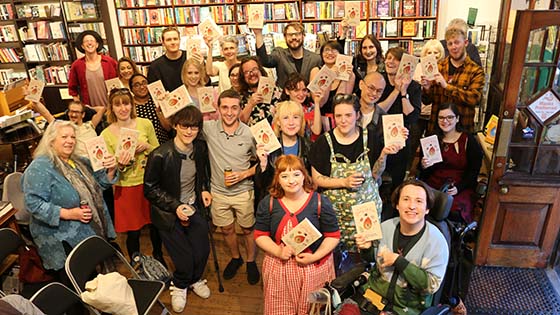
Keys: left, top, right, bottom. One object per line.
{"left": 81, "top": 272, "right": 138, "bottom": 315}
{"left": 309, "top": 288, "right": 332, "bottom": 315}
{"left": 17, "top": 246, "right": 54, "bottom": 284}
{"left": 131, "top": 252, "right": 171, "bottom": 285}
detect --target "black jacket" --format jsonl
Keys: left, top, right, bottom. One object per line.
{"left": 144, "top": 139, "right": 211, "bottom": 232}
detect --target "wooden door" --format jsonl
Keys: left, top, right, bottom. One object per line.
{"left": 476, "top": 10, "right": 560, "bottom": 268}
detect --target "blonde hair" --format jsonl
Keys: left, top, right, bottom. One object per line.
{"left": 33, "top": 120, "right": 78, "bottom": 160}
{"left": 181, "top": 58, "right": 208, "bottom": 88}
{"left": 447, "top": 18, "right": 468, "bottom": 34}
{"left": 421, "top": 39, "right": 445, "bottom": 61}
{"left": 445, "top": 28, "right": 467, "bottom": 41}
{"left": 272, "top": 101, "right": 305, "bottom": 137}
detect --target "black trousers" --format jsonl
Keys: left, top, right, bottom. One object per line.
{"left": 158, "top": 213, "right": 210, "bottom": 289}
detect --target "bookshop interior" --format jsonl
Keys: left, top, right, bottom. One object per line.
{"left": 0, "top": 0, "right": 559, "bottom": 314}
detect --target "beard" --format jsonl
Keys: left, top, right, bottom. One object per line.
{"left": 287, "top": 39, "right": 303, "bottom": 51}
{"left": 450, "top": 49, "right": 467, "bottom": 62}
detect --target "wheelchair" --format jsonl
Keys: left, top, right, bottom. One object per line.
{"left": 322, "top": 188, "right": 477, "bottom": 315}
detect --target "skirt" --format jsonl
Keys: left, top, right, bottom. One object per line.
{"left": 114, "top": 184, "right": 151, "bottom": 232}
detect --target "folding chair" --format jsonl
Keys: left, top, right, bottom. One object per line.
{"left": 2, "top": 172, "right": 30, "bottom": 225}
{"left": 0, "top": 228, "right": 23, "bottom": 264}
{"left": 30, "top": 282, "right": 93, "bottom": 315}
{"left": 65, "top": 235, "right": 169, "bottom": 315}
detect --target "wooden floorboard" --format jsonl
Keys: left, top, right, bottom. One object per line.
{"left": 117, "top": 227, "right": 265, "bottom": 315}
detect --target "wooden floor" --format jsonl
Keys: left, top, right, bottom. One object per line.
{"left": 116, "top": 227, "right": 265, "bottom": 315}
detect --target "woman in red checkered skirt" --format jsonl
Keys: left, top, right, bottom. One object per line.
{"left": 254, "top": 155, "right": 340, "bottom": 315}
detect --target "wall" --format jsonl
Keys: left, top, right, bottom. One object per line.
{"left": 437, "top": 0, "right": 502, "bottom": 38}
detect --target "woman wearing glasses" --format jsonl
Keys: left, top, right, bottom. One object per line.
{"left": 419, "top": 103, "right": 482, "bottom": 223}
{"left": 309, "top": 94, "right": 404, "bottom": 274}
{"left": 144, "top": 106, "right": 212, "bottom": 312}
{"left": 101, "top": 89, "right": 159, "bottom": 260}
{"left": 309, "top": 41, "right": 355, "bottom": 115}
{"left": 204, "top": 35, "right": 241, "bottom": 93}
{"left": 228, "top": 63, "right": 242, "bottom": 93}
{"left": 130, "top": 73, "right": 171, "bottom": 144}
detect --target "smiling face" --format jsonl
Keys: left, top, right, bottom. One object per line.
{"left": 119, "top": 61, "right": 134, "bottom": 82}
{"left": 396, "top": 184, "right": 429, "bottom": 231}
{"left": 67, "top": 103, "right": 85, "bottom": 125}
{"left": 241, "top": 60, "right": 261, "bottom": 87}
{"left": 285, "top": 81, "right": 308, "bottom": 104}
{"left": 446, "top": 34, "right": 467, "bottom": 62}
{"left": 425, "top": 48, "right": 442, "bottom": 61}
{"left": 81, "top": 35, "right": 98, "bottom": 54}
{"left": 278, "top": 111, "right": 302, "bottom": 137}
{"left": 111, "top": 95, "right": 133, "bottom": 122}
{"left": 334, "top": 103, "right": 359, "bottom": 137}
{"left": 384, "top": 52, "right": 400, "bottom": 76}
{"left": 361, "top": 38, "right": 377, "bottom": 62}
{"left": 184, "top": 64, "right": 201, "bottom": 87}
{"left": 284, "top": 26, "right": 303, "bottom": 51}
{"left": 229, "top": 66, "right": 241, "bottom": 90}
{"left": 359, "top": 73, "right": 386, "bottom": 105}
{"left": 278, "top": 168, "right": 305, "bottom": 195}
{"left": 174, "top": 123, "right": 199, "bottom": 147}
{"left": 221, "top": 41, "right": 238, "bottom": 61}
{"left": 162, "top": 30, "right": 180, "bottom": 54}
{"left": 130, "top": 76, "right": 149, "bottom": 98}
{"left": 322, "top": 46, "right": 339, "bottom": 65}
{"left": 219, "top": 97, "right": 241, "bottom": 129}
{"left": 437, "top": 108, "right": 459, "bottom": 134}
{"left": 53, "top": 125, "right": 76, "bottom": 161}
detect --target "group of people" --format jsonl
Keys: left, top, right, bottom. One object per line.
{"left": 20, "top": 16, "right": 485, "bottom": 315}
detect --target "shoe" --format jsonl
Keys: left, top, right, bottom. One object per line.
{"left": 190, "top": 279, "right": 211, "bottom": 299}
{"left": 247, "top": 261, "right": 260, "bottom": 285}
{"left": 169, "top": 282, "right": 187, "bottom": 313}
{"left": 153, "top": 253, "right": 168, "bottom": 269}
{"left": 223, "top": 257, "right": 243, "bottom": 280}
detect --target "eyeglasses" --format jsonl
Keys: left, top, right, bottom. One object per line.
{"left": 243, "top": 67, "right": 260, "bottom": 76}
{"left": 285, "top": 32, "right": 302, "bottom": 38}
{"left": 333, "top": 93, "right": 358, "bottom": 106}
{"left": 229, "top": 72, "right": 239, "bottom": 78}
{"left": 109, "top": 88, "right": 130, "bottom": 95}
{"left": 177, "top": 124, "right": 200, "bottom": 131}
{"left": 323, "top": 48, "right": 339, "bottom": 54}
{"left": 364, "top": 84, "right": 384, "bottom": 95}
{"left": 438, "top": 115, "right": 456, "bottom": 121}
{"left": 68, "top": 110, "right": 83, "bottom": 115}
{"left": 132, "top": 81, "right": 148, "bottom": 88}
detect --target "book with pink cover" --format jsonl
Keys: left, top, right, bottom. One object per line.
{"left": 147, "top": 80, "right": 167, "bottom": 109}
{"left": 196, "top": 86, "right": 216, "bottom": 113}
{"left": 250, "top": 119, "right": 281, "bottom": 153}
{"left": 104, "top": 77, "right": 123, "bottom": 93}
{"left": 257, "top": 76, "right": 276, "bottom": 104}
{"left": 420, "top": 135, "right": 443, "bottom": 165}
{"left": 248, "top": 4, "right": 264, "bottom": 29}
{"left": 307, "top": 66, "right": 337, "bottom": 94}
{"left": 335, "top": 54, "right": 353, "bottom": 81}
{"left": 420, "top": 55, "right": 439, "bottom": 80}
{"left": 396, "top": 53, "right": 420, "bottom": 81}
{"left": 25, "top": 79, "right": 45, "bottom": 102}
{"left": 382, "top": 114, "right": 406, "bottom": 147}
{"left": 352, "top": 201, "right": 382, "bottom": 241}
{"left": 161, "top": 85, "right": 192, "bottom": 118}
{"left": 85, "top": 136, "right": 109, "bottom": 172}
{"left": 345, "top": 1, "right": 361, "bottom": 27}
{"left": 198, "top": 18, "right": 222, "bottom": 43}
{"left": 116, "top": 127, "right": 139, "bottom": 158}
{"left": 281, "top": 218, "right": 322, "bottom": 255}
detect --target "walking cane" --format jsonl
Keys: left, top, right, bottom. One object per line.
{"left": 205, "top": 206, "right": 225, "bottom": 292}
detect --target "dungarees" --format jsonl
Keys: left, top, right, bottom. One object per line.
{"left": 323, "top": 128, "right": 383, "bottom": 252}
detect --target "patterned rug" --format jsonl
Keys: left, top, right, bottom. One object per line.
{"left": 465, "top": 266, "right": 560, "bottom": 315}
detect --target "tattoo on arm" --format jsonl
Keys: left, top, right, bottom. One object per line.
{"left": 372, "top": 155, "right": 387, "bottom": 180}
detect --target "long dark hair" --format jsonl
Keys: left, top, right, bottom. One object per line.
{"left": 357, "top": 34, "right": 384, "bottom": 66}
{"left": 238, "top": 56, "right": 268, "bottom": 94}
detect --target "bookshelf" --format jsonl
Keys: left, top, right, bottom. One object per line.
{"left": 111, "top": 0, "right": 439, "bottom": 63}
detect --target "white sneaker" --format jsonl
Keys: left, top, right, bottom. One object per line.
{"left": 169, "top": 282, "right": 187, "bottom": 313}
{"left": 190, "top": 279, "right": 211, "bottom": 299}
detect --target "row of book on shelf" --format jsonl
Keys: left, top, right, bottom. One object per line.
{"left": 0, "top": 48, "right": 20, "bottom": 63}
{"left": 15, "top": 3, "right": 62, "bottom": 19}
{"left": 29, "top": 64, "right": 71, "bottom": 85}
{"left": 0, "top": 3, "right": 15, "bottom": 20}
{"left": 114, "top": 0, "right": 237, "bottom": 7}
{"left": 23, "top": 43, "right": 69, "bottom": 62}
{"left": 371, "top": 0, "right": 438, "bottom": 18}
{"left": 63, "top": 1, "right": 98, "bottom": 21}
{"left": 18, "top": 21, "right": 66, "bottom": 41}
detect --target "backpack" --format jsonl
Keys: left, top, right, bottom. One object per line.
{"left": 131, "top": 252, "right": 171, "bottom": 285}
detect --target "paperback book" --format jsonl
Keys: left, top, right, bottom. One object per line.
{"left": 281, "top": 218, "right": 322, "bottom": 255}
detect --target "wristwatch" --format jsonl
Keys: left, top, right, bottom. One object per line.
{"left": 401, "top": 94, "right": 409, "bottom": 100}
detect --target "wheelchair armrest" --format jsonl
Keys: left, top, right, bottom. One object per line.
{"left": 330, "top": 263, "right": 367, "bottom": 292}
{"left": 420, "top": 305, "right": 451, "bottom": 315}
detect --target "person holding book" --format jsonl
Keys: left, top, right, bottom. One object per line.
{"left": 101, "top": 88, "right": 159, "bottom": 260}
{"left": 353, "top": 179, "right": 448, "bottom": 315}
{"left": 255, "top": 154, "right": 340, "bottom": 315}
{"left": 238, "top": 56, "right": 282, "bottom": 126}
{"left": 144, "top": 106, "right": 212, "bottom": 313}
{"left": 181, "top": 58, "right": 219, "bottom": 120}
{"left": 309, "top": 41, "right": 355, "bottom": 115}
{"left": 419, "top": 103, "right": 482, "bottom": 223}
{"left": 68, "top": 30, "right": 118, "bottom": 108}
{"left": 117, "top": 56, "right": 139, "bottom": 90}
{"left": 204, "top": 35, "right": 241, "bottom": 92}
{"left": 147, "top": 27, "right": 186, "bottom": 92}
{"left": 251, "top": 22, "right": 322, "bottom": 88}
{"left": 281, "top": 73, "right": 322, "bottom": 139}
{"left": 309, "top": 93, "right": 404, "bottom": 274}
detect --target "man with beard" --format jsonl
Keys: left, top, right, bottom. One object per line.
{"left": 421, "top": 28, "right": 484, "bottom": 133}
{"left": 148, "top": 27, "right": 186, "bottom": 91}
{"left": 252, "top": 22, "right": 322, "bottom": 88}
{"left": 440, "top": 18, "right": 482, "bottom": 67}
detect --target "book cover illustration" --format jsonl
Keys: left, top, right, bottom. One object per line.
{"left": 382, "top": 114, "right": 406, "bottom": 147}
{"left": 104, "top": 77, "right": 123, "bottom": 94}
{"left": 147, "top": 80, "right": 166, "bottom": 105}
{"left": 248, "top": 4, "right": 264, "bottom": 29}
{"left": 85, "top": 136, "right": 109, "bottom": 172}
{"left": 81, "top": 2, "right": 96, "bottom": 19}
{"left": 197, "top": 86, "right": 216, "bottom": 113}
{"left": 250, "top": 119, "right": 281, "bottom": 153}
{"left": 307, "top": 65, "right": 337, "bottom": 94}
{"left": 335, "top": 54, "right": 353, "bottom": 81}
{"left": 377, "top": 0, "right": 390, "bottom": 17}
{"left": 25, "top": 79, "right": 45, "bottom": 102}
{"left": 257, "top": 76, "right": 276, "bottom": 104}
{"left": 116, "top": 127, "right": 139, "bottom": 158}
{"left": 161, "top": 85, "right": 192, "bottom": 118}
{"left": 186, "top": 35, "right": 202, "bottom": 60}
{"left": 396, "top": 53, "right": 420, "bottom": 81}
{"left": 420, "top": 135, "right": 443, "bottom": 165}
{"left": 345, "top": 1, "right": 361, "bottom": 27}
{"left": 281, "top": 218, "right": 322, "bottom": 255}
{"left": 484, "top": 115, "right": 499, "bottom": 145}
{"left": 420, "top": 55, "right": 439, "bottom": 80}
{"left": 352, "top": 201, "right": 382, "bottom": 241}
{"left": 198, "top": 18, "right": 222, "bottom": 43}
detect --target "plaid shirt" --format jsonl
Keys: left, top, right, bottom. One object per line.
{"left": 423, "top": 56, "right": 485, "bottom": 133}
